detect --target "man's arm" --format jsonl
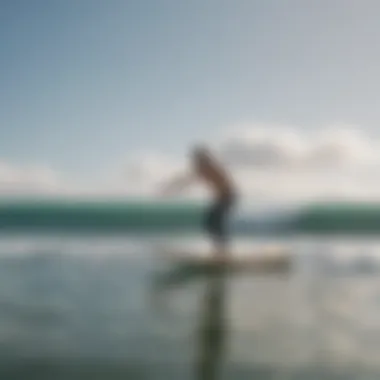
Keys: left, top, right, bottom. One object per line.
{"left": 159, "top": 171, "right": 197, "bottom": 197}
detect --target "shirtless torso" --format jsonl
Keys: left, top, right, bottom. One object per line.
{"left": 160, "top": 146, "right": 236, "bottom": 255}
{"left": 194, "top": 157, "right": 234, "bottom": 199}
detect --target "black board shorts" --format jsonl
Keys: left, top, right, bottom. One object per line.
{"left": 204, "top": 192, "right": 236, "bottom": 243}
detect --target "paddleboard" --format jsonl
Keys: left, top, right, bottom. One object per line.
{"left": 157, "top": 245, "right": 292, "bottom": 274}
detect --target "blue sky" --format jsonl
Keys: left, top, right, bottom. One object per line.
{"left": 1, "top": 0, "right": 380, "bottom": 195}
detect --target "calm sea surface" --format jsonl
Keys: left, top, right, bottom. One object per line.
{"left": 0, "top": 232, "right": 379, "bottom": 379}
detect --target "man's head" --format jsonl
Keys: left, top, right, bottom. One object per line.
{"left": 192, "top": 145, "right": 211, "bottom": 164}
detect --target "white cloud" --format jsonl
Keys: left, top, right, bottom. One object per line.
{"left": 203, "top": 123, "right": 380, "bottom": 202}
{"left": 0, "top": 162, "right": 62, "bottom": 195}
{"left": 97, "top": 152, "right": 187, "bottom": 197}
{"left": 218, "top": 125, "right": 308, "bottom": 168}
{"left": 1, "top": 123, "right": 380, "bottom": 202}
{"left": 217, "top": 123, "right": 379, "bottom": 169}
{"left": 111, "top": 123, "right": 380, "bottom": 202}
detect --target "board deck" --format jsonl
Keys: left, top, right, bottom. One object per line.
{"left": 158, "top": 245, "right": 292, "bottom": 273}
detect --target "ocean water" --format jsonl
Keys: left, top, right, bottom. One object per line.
{"left": 0, "top": 231, "right": 380, "bottom": 379}
{"left": 1, "top": 199, "right": 380, "bottom": 233}
{"left": 0, "top": 199, "right": 206, "bottom": 232}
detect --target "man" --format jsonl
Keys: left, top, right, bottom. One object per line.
{"left": 160, "top": 146, "right": 236, "bottom": 258}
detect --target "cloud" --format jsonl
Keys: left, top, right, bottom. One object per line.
{"left": 1, "top": 123, "right": 380, "bottom": 202}
{"left": 0, "top": 162, "right": 62, "bottom": 195}
{"left": 217, "top": 123, "right": 379, "bottom": 169}
{"left": 218, "top": 125, "right": 307, "bottom": 168}
{"left": 215, "top": 123, "right": 380, "bottom": 202}
{"left": 111, "top": 123, "right": 380, "bottom": 202}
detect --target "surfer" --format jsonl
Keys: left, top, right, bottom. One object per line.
{"left": 160, "top": 146, "right": 236, "bottom": 258}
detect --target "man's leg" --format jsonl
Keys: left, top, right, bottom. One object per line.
{"left": 214, "top": 195, "right": 235, "bottom": 258}
{"left": 205, "top": 202, "right": 222, "bottom": 256}
{"left": 214, "top": 211, "right": 228, "bottom": 258}
{"left": 205, "top": 202, "right": 229, "bottom": 259}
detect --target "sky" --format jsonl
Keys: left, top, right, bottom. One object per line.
{"left": 1, "top": 0, "right": 380, "bottom": 201}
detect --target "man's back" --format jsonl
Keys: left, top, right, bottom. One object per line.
{"left": 193, "top": 151, "right": 234, "bottom": 198}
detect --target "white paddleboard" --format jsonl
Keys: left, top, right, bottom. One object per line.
{"left": 157, "top": 244, "right": 292, "bottom": 274}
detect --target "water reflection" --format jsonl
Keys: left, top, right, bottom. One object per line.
{"left": 195, "top": 269, "right": 227, "bottom": 380}
{"left": 149, "top": 253, "right": 380, "bottom": 379}
{"left": 152, "top": 264, "right": 228, "bottom": 380}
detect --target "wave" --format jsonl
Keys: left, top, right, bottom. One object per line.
{"left": 0, "top": 199, "right": 205, "bottom": 232}
{"left": 0, "top": 199, "right": 379, "bottom": 234}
